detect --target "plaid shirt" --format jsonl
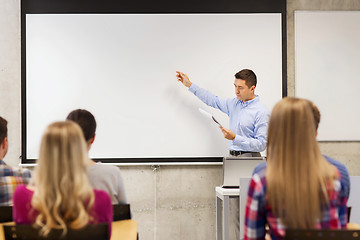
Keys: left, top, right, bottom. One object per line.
{"left": 244, "top": 164, "right": 348, "bottom": 240}
{"left": 0, "top": 160, "right": 32, "bottom": 206}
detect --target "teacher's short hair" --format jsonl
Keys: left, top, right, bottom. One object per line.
{"left": 234, "top": 69, "right": 257, "bottom": 88}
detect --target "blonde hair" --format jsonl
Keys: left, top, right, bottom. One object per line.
{"left": 32, "top": 121, "right": 95, "bottom": 236}
{"left": 266, "top": 98, "right": 337, "bottom": 229}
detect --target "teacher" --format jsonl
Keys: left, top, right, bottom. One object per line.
{"left": 177, "top": 69, "right": 270, "bottom": 239}
{"left": 176, "top": 69, "right": 270, "bottom": 157}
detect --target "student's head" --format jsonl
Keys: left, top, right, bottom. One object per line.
{"left": 306, "top": 99, "right": 321, "bottom": 131}
{"left": 0, "top": 116, "right": 9, "bottom": 159}
{"left": 266, "top": 97, "right": 337, "bottom": 229}
{"left": 32, "top": 121, "right": 94, "bottom": 236}
{"left": 234, "top": 69, "right": 256, "bottom": 102}
{"left": 66, "top": 109, "right": 96, "bottom": 149}
{"left": 266, "top": 97, "right": 318, "bottom": 155}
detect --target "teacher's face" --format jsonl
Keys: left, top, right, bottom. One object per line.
{"left": 234, "top": 79, "right": 255, "bottom": 102}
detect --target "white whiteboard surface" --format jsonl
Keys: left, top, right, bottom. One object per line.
{"left": 26, "top": 14, "right": 282, "bottom": 159}
{"left": 295, "top": 11, "right": 360, "bottom": 141}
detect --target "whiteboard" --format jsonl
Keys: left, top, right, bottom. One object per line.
{"left": 295, "top": 11, "right": 360, "bottom": 141}
{"left": 26, "top": 14, "right": 283, "bottom": 159}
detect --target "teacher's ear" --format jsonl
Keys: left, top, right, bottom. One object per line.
{"left": 250, "top": 85, "right": 256, "bottom": 93}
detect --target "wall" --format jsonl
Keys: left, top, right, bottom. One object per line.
{"left": 0, "top": 0, "right": 21, "bottom": 165}
{"left": 1, "top": 0, "right": 360, "bottom": 240}
{"left": 286, "top": 0, "right": 360, "bottom": 177}
{"left": 121, "top": 165, "right": 222, "bottom": 240}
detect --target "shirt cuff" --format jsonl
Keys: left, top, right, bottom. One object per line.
{"left": 233, "top": 135, "right": 244, "bottom": 146}
{"left": 188, "top": 83, "right": 199, "bottom": 93}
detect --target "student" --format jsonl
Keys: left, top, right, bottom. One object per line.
{"left": 0, "top": 116, "right": 31, "bottom": 206}
{"left": 66, "top": 109, "right": 128, "bottom": 204}
{"left": 12, "top": 121, "right": 113, "bottom": 237}
{"left": 252, "top": 99, "right": 350, "bottom": 198}
{"left": 244, "top": 98, "right": 348, "bottom": 240}
{"left": 307, "top": 99, "right": 350, "bottom": 198}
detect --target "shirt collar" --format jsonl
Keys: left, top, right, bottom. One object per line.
{"left": 0, "top": 159, "right": 6, "bottom": 165}
{"left": 239, "top": 95, "right": 259, "bottom": 106}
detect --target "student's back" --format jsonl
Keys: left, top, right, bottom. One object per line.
{"left": 247, "top": 164, "right": 346, "bottom": 240}
{"left": 252, "top": 154, "right": 350, "bottom": 198}
{"left": 66, "top": 109, "right": 127, "bottom": 204}
{"left": 0, "top": 161, "right": 31, "bottom": 206}
{"left": 13, "top": 185, "right": 112, "bottom": 226}
{"left": 88, "top": 162, "right": 127, "bottom": 204}
{"left": 12, "top": 122, "right": 112, "bottom": 237}
{"left": 0, "top": 116, "right": 32, "bottom": 206}
{"left": 244, "top": 98, "right": 348, "bottom": 240}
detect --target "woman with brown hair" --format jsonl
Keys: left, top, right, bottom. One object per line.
{"left": 13, "top": 121, "right": 113, "bottom": 237}
{"left": 244, "top": 98, "right": 348, "bottom": 240}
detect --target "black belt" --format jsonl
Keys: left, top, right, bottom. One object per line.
{"left": 229, "top": 150, "right": 258, "bottom": 156}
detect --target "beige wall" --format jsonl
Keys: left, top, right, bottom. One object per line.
{"left": 1, "top": 0, "right": 360, "bottom": 239}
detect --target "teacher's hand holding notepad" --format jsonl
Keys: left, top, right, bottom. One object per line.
{"left": 198, "top": 108, "right": 236, "bottom": 140}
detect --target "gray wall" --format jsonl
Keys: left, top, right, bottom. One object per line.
{"left": 286, "top": 0, "right": 360, "bottom": 175}
{"left": 1, "top": 0, "right": 360, "bottom": 239}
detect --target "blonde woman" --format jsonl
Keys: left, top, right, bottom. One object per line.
{"left": 244, "top": 98, "right": 348, "bottom": 240}
{"left": 12, "top": 121, "right": 113, "bottom": 237}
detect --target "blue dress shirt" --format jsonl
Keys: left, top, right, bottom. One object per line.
{"left": 189, "top": 83, "right": 270, "bottom": 152}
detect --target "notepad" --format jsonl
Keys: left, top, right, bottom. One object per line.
{"left": 198, "top": 108, "right": 222, "bottom": 127}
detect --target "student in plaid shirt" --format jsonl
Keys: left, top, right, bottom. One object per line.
{"left": 0, "top": 116, "right": 31, "bottom": 206}
{"left": 244, "top": 98, "right": 348, "bottom": 240}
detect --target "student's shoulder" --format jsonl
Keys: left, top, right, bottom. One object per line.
{"left": 252, "top": 161, "right": 267, "bottom": 176}
{"left": 324, "top": 155, "right": 348, "bottom": 175}
{"left": 250, "top": 162, "right": 267, "bottom": 190}
{"left": 89, "top": 163, "right": 121, "bottom": 174}
{"left": 324, "top": 155, "right": 345, "bottom": 167}
{"left": 13, "top": 185, "right": 33, "bottom": 203}
{"left": 17, "top": 167, "right": 32, "bottom": 178}
{"left": 0, "top": 164, "right": 31, "bottom": 178}
{"left": 14, "top": 184, "right": 28, "bottom": 193}
{"left": 94, "top": 188, "right": 110, "bottom": 197}
{"left": 93, "top": 189, "right": 112, "bottom": 205}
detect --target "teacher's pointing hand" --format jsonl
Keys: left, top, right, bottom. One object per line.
{"left": 176, "top": 71, "right": 192, "bottom": 88}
